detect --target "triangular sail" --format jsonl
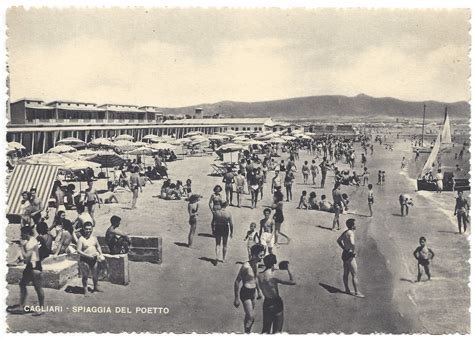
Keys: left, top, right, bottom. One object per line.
{"left": 440, "top": 112, "right": 452, "bottom": 144}
{"left": 421, "top": 134, "right": 441, "bottom": 175}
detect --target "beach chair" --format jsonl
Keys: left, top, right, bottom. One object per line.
{"left": 210, "top": 164, "right": 227, "bottom": 176}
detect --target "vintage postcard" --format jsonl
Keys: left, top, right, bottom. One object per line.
{"left": 2, "top": 5, "right": 471, "bottom": 334}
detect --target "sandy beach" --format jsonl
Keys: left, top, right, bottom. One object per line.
{"left": 6, "top": 136, "right": 470, "bottom": 333}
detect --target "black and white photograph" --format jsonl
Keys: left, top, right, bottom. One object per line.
{"left": 2, "top": 4, "right": 471, "bottom": 334}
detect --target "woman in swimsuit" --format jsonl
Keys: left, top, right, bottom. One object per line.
{"left": 272, "top": 190, "right": 290, "bottom": 245}
{"left": 187, "top": 194, "right": 200, "bottom": 247}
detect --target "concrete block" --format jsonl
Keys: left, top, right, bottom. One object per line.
{"left": 97, "top": 235, "right": 162, "bottom": 264}
{"left": 103, "top": 254, "right": 129, "bottom": 285}
{"left": 7, "top": 258, "right": 78, "bottom": 289}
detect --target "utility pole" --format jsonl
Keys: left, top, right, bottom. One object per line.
{"left": 421, "top": 104, "right": 426, "bottom": 147}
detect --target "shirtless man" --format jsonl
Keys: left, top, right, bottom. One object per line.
{"left": 336, "top": 218, "right": 364, "bottom": 297}
{"left": 399, "top": 193, "right": 414, "bottom": 217}
{"left": 222, "top": 167, "right": 235, "bottom": 206}
{"left": 235, "top": 170, "right": 246, "bottom": 208}
{"left": 233, "top": 244, "right": 266, "bottom": 333}
{"left": 454, "top": 190, "right": 470, "bottom": 234}
{"left": 84, "top": 181, "right": 101, "bottom": 219}
{"left": 257, "top": 254, "right": 296, "bottom": 333}
{"left": 12, "top": 226, "right": 45, "bottom": 315}
{"left": 271, "top": 170, "right": 282, "bottom": 194}
{"left": 212, "top": 202, "right": 233, "bottom": 264}
{"left": 105, "top": 215, "right": 131, "bottom": 254}
{"left": 259, "top": 208, "right": 275, "bottom": 254}
{"left": 77, "top": 222, "right": 104, "bottom": 296}
{"left": 28, "top": 188, "right": 43, "bottom": 225}
{"left": 54, "top": 180, "right": 66, "bottom": 214}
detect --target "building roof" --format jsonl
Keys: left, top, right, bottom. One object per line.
{"left": 47, "top": 100, "right": 97, "bottom": 106}
{"left": 11, "top": 98, "right": 44, "bottom": 105}
{"left": 163, "top": 117, "right": 272, "bottom": 126}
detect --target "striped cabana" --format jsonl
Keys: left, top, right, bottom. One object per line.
{"left": 6, "top": 164, "right": 59, "bottom": 222}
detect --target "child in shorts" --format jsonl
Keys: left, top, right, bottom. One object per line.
{"left": 413, "top": 236, "right": 435, "bottom": 282}
{"left": 244, "top": 222, "right": 259, "bottom": 259}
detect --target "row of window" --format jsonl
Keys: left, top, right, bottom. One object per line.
{"left": 24, "top": 109, "right": 157, "bottom": 122}
{"left": 229, "top": 127, "right": 263, "bottom": 131}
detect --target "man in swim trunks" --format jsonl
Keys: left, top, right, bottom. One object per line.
{"left": 234, "top": 244, "right": 266, "bottom": 333}
{"left": 399, "top": 193, "right": 414, "bottom": 216}
{"left": 28, "top": 188, "right": 43, "bottom": 225}
{"left": 235, "top": 170, "right": 246, "bottom": 207}
{"left": 12, "top": 226, "right": 45, "bottom": 315}
{"left": 259, "top": 208, "right": 275, "bottom": 254}
{"left": 336, "top": 218, "right": 364, "bottom": 297}
{"left": 212, "top": 201, "right": 233, "bottom": 264}
{"left": 77, "top": 222, "right": 104, "bottom": 296}
{"left": 257, "top": 254, "right": 296, "bottom": 333}
{"left": 271, "top": 170, "right": 282, "bottom": 194}
{"left": 222, "top": 167, "right": 235, "bottom": 206}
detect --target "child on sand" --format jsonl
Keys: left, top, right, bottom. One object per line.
{"left": 382, "top": 171, "right": 386, "bottom": 184}
{"left": 377, "top": 170, "right": 382, "bottom": 185}
{"left": 308, "top": 192, "right": 318, "bottom": 210}
{"left": 244, "top": 222, "right": 259, "bottom": 259}
{"left": 413, "top": 237, "right": 435, "bottom": 282}
{"left": 297, "top": 190, "right": 309, "bottom": 209}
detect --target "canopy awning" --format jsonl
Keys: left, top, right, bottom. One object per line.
{"left": 7, "top": 164, "right": 59, "bottom": 217}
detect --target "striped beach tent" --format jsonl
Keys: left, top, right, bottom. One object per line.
{"left": 6, "top": 164, "right": 59, "bottom": 219}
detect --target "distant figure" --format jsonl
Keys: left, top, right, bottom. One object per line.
{"left": 454, "top": 191, "right": 470, "bottom": 234}
{"left": 413, "top": 236, "right": 435, "bottom": 282}
{"left": 187, "top": 194, "right": 200, "bottom": 247}
{"left": 399, "top": 194, "right": 414, "bottom": 216}
{"left": 367, "top": 184, "right": 374, "bottom": 217}
{"left": 435, "top": 169, "right": 443, "bottom": 193}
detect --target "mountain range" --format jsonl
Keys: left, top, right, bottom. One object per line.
{"left": 159, "top": 94, "right": 470, "bottom": 121}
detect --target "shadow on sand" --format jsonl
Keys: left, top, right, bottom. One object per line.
{"left": 316, "top": 225, "right": 333, "bottom": 231}
{"left": 198, "top": 257, "right": 217, "bottom": 266}
{"left": 64, "top": 285, "right": 92, "bottom": 295}
{"left": 400, "top": 278, "right": 415, "bottom": 284}
{"left": 198, "top": 233, "right": 215, "bottom": 238}
{"left": 319, "top": 283, "right": 350, "bottom": 295}
{"left": 174, "top": 242, "right": 189, "bottom": 248}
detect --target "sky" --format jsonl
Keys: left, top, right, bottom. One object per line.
{"left": 6, "top": 7, "right": 471, "bottom": 107}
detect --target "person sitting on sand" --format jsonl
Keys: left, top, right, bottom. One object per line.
{"left": 98, "top": 185, "right": 119, "bottom": 204}
{"left": 308, "top": 192, "right": 318, "bottom": 210}
{"left": 166, "top": 183, "right": 180, "bottom": 200}
{"left": 413, "top": 236, "right": 435, "bottom": 282}
{"left": 160, "top": 179, "right": 171, "bottom": 199}
{"left": 319, "top": 195, "right": 334, "bottom": 212}
{"left": 297, "top": 191, "right": 308, "bottom": 209}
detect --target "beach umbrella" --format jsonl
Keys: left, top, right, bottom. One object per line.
{"left": 233, "top": 136, "right": 249, "bottom": 142}
{"left": 268, "top": 138, "right": 286, "bottom": 144}
{"left": 216, "top": 143, "right": 246, "bottom": 153}
{"left": 115, "top": 134, "right": 135, "bottom": 141}
{"left": 21, "top": 153, "right": 72, "bottom": 166}
{"left": 208, "top": 135, "right": 229, "bottom": 141}
{"left": 190, "top": 135, "right": 208, "bottom": 143}
{"left": 126, "top": 147, "right": 155, "bottom": 156}
{"left": 281, "top": 135, "right": 296, "bottom": 141}
{"left": 142, "top": 134, "right": 160, "bottom": 141}
{"left": 56, "top": 137, "right": 87, "bottom": 147}
{"left": 171, "top": 138, "right": 193, "bottom": 145}
{"left": 89, "top": 138, "right": 113, "bottom": 146}
{"left": 7, "top": 141, "right": 26, "bottom": 151}
{"left": 113, "top": 140, "right": 137, "bottom": 152}
{"left": 86, "top": 152, "right": 125, "bottom": 168}
{"left": 148, "top": 143, "right": 178, "bottom": 151}
{"left": 184, "top": 131, "right": 203, "bottom": 137}
{"left": 237, "top": 139, "right": 266, "bottom": 146}
{"left": 47, "top": 145, "right": 78, "bottom": 154}
{"left": 62, "top": 159, "right": 101, "bottom": 170}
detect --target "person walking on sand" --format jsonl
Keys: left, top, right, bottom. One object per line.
{"left": 10, "top": 226, "right": 45, "bottom": 315}
{"left": 454, "top": 190, "right": 470, "bottom": 234}
{"left": 319, "top": 157, "right": 330, "bottom": 188}
{"left": 399, "top": 193, "right": 414, "bottom": 217}
{"left": 187, "top": 194, "right": 200, "bottom": 247}
{"left": 332, "top": 183, "right": 346, "bottom": 231}
{"left": 336, "top": 218, "right": 364, "bottom": 298}
{"left": 257, "top": 253, "right": 296, "bottom": 333}
{"left": 233, "top": 244, "right": 266, "bottom": 333}
{"left": 302, "top": 161, "right": 310, "bottom": 184}
{"left": 212, "top": 201, "right": 233, "bottom": 264}
{"left": 260, "top": 208, "right": 275, "bottom": 254}
{"left": 413, "top": 236, "right": 435, "bottom": 282}
{"left": 273, "top": 190, "right": 290, "bottom": 245}
{"left": 222, "top": 167, "right": 235, "bottom": 206}
{"left": 435, "top": 169, "right": 443, "bottom": 193}
{"left": 129, "top": 167, "right": 141, "bottom": 209}
{"left": 235, "top": 170, "right": 246, "bottom": 208}
{"left": 310, "top": 159, "right": 319, "bottom": 185}
{"left": 367, "top": 184, "right": 374, "bottom": 217}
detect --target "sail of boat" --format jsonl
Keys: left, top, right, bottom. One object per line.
{"left": 421, "top": 134, "right": 441, "bottom": 175}
{"left": 440, "top": 111, "right": 452, "bottom": 144}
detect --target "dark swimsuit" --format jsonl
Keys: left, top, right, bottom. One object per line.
{"left": 239, "top": 286, "right": 256, "bottom": 302}
{"left": 263, "top": 296, "right": 284, "bottom": 315}
{"left": 80, "top": 255, "right": 97, "bottom": 269}
{"left": 273, "top": 207, "right": 284, "bottom": 224}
